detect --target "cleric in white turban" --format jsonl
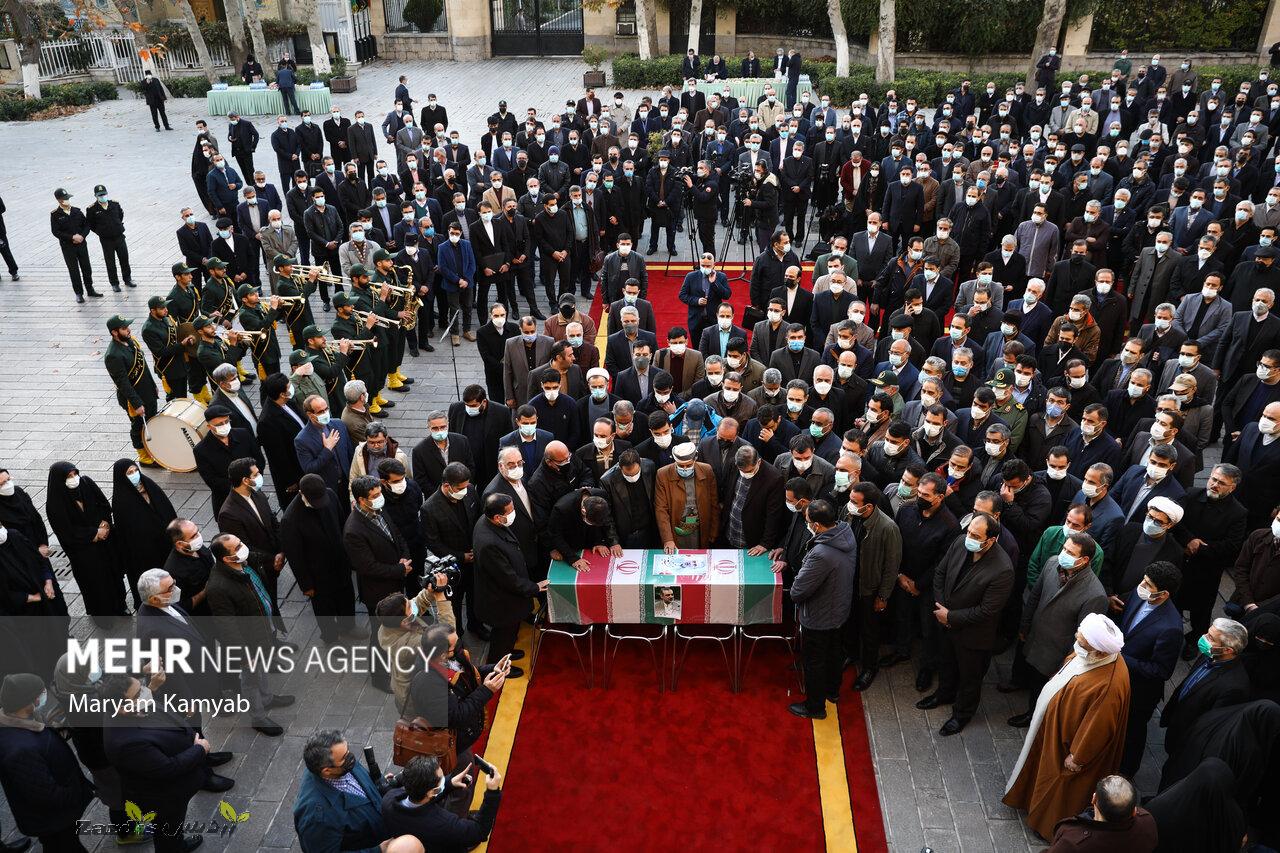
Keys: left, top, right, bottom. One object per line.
{"left": 1003, "top": 612, "right": 1131, "bottom": 840}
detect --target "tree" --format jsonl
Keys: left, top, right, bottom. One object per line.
{"left": 1027, "top": 0, "right": 1066, "bottom": 89}
{"left": 243, "top": 0, "right": 268, "bottom": 65}
{"left": 686, "top": 0, "right": 702, "bottom": 56}
{"left": 876, "top": 0, "right": 895, "bottom": 83}
{"left": 223, "top": 0, "right": 248, "bottom": 71}
{"left": 293, "top": 0, "right": 330, "bottom": 74}
{"left": 175, "top": 0, "right": 217, "bottom": 82}
{"left": 828, "top": 0, "right": 849, "bottom": 77}
{"left": 1, "top": 0, "right": 46, "bottom": 97}
{"left": 635, "top": 0, "right": 657, "bottom": 60}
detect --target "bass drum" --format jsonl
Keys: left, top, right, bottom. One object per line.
{"left": 143, "top": 398, "right": 208, "bottom": 472}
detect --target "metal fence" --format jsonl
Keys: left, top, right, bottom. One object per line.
{"left": 38, "top": 28, "right": 293, "bottom": 83}
{"left": 383, "top": 0, "right": 448, "bottom": 33}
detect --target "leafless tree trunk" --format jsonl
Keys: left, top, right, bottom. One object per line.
{"left": 829, "top": 0, "right": 849, "bottom": 76}
{"left": 244, "top": 0, "right": 268, "bottom": 64}
{"left": 294, "top": 0, "right": 331, "bottom": 74}
{"left": 635, "top": 0, "right": 657, "bottom": 61}
{"left": 876, "top": 0, "right": 895, "bottom": 83}
{"left": 687, "top": 0, "right": 702, "bottom": 57}
{"left": 2, "top": 0, "right": 44, "bottom": 97}
{"left": 224, "top": 0, "right": 248, "bottom": 71}
{"left": 1027, "top": 0, "right": 1066, "bottom": 89}
{"left": 178, "top": 0, "right": 218, "bottom": 82}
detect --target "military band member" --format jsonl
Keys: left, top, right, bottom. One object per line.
{"left": 347, "top": 263, "right": 393, "bottom": 407}
{"left": 104, "top": 314, "right": 159, "bottom": 466}
{"left": 200, "top": 256, "right": 253, "bottom": 385}
{"left": 272, "top": 253, "right": 319, "bottom": 346}
{"left": 236, "top": 283, "right": 283, "bottom": 380}
{"left": 194, "top": 315, "right": 248, "bottom": 381}
{"left": 288, "top": 349, "right": 330, "bottom": 410}
{"left": 301, "top": 324, "right": 352, "bottom": 415}
{"left": 164, "top": 261, "right": 211, "bottom": 403}
{"left": 141, "top": 295, "right": 194, "bottom": 402}
{"left": 370, "top": 248, "right": 414, "bottom": 394}
{"left": 330, "top": 293, "right": 387, "bottom": 414}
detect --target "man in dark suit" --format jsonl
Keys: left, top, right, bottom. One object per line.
{"left": 482, "top": 447, "right": 540, "bottom": 572}
{"left": 343, "top": 475, "right": 413, "bottom": 692}
{"left": 193, "top": 406, "right": 264, "bottom": 516}
{"left": 604, "top": 317, "right": 659, "bottom": 376}
{"left": 1223, "top": 400, "right": 1280, "bottom": 530}
{"left": 1213, "top": 295, "right": 1280, "bottom": 389}
{"left": 412, "top": 411, "right": 475, "bottom": 497}
{"left": 614, "top": 341, "right": 672, "bottom": 406}
{"left": 448, "top": 386, "right": 512, "bottom": 489}
{"left": 281, "top": 474, "right": 357, "bottom": 643}
{"left": 469, "top": 200, "right": 516, "bottom": 323}
{"left": 1159, "top": 616, "right": 1252, "bottom": 756}
{"left": 1110, "top": 452, "right": 1185, "bottom": 525}
{"left": 474, "top": 493, "right": 548, "bottom": 672}
{"left": 718, "top": 446, "right": 787, "bottom": 550}
{"left": 217, "top": 457, "right": 284, "bottom": 610}
{"left": 784, "top": 49, "right": 803, "bottom": 109}
{"left": 771, "top": 271, "right": 814, "bottom": 334}
{"left": 294, "top": 393, "right": 354, "bottom": 496}
{"left": 256, "top": 374, "right": 306, "bottom": 508}
{"left": 917, "top": 512, "right": 1014, "bottom": 736}
{"left": 696, "top": 306, "right": 749, "bottom": 359}
{"left": 678, "top": 255, "right": 732, "bottom": 343}
{"left": 209, "top": 363, "right": 259, "bottom": 435}
{"left": 768, "top": 325, "right": 823, "bottom": 384}
{"left": 1113, "top": 561, "right": 1186, "bottom": 777}
{"left": 851, "top": 221, "right": 895, "bottom": 303}
{"left": 227, "top": 113, "right": 259, "bottom": 185}
{"left": 599, "top": 450, "right": 658, "bottom": 548}
{"left": 882, "top": 166, "right": 925, "bottom": 252}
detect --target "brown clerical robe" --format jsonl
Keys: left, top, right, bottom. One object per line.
{"left": 1003, "top": 654, "right": 1131, "bottom": 839}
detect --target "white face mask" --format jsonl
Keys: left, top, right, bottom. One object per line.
{"left": 653, "top": 433, "right": 672, "bottom": 448}
{"left": 505, "top": 465, "right": 524, "bottom": 481}
{"left": 0, "top": 481, "right": 13, "bottom": 497}
{"left": 722, "top": 389, "right": 740, "bottom": 404}
{"left": 1145, "top": 463, "right": 1168, "bottom": 481}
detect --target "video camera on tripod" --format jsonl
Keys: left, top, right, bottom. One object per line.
{"left": 423, "top": 553, "right": 462, "bottom": 598}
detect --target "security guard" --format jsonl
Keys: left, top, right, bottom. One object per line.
{"left": 165, "top": 261, "right": 212, "bottom": 403}
{"left": 194, "top": 315, "right": 247, "bottom": 381}
{"left": 369, "top": 249, "right": 415, "bottom": 394}
{"left": 989, "top": 366, "right": 1029, "bottom": 455}
{"left": 84, "top": 183, "right": 133, "bottom": 291}
{"left": 272, "top": 253, "right": 319, "bottom": 346}
{"left": 141, "top": 295, "right": 193, "bottom": 401}
{"left": 104, "top": 315, "right": 159, "bottom": 466}
{"left": 236, "top": 284, "right": 283, "bottom": 380}
{"left": 329, "top": 293, "right": 386, "bottom": 414}
{"left": 50, "top": 187, "right": 99, "bottom": 302}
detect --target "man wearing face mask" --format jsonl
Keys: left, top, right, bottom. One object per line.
{"left": 474, "top": 493, "right": 549, "bottom": 665}
{"left": 294, "top": 394, "right": 354, "bottom": 497}
{"left": 206, "top": 531, "right": 291, "bottom": 734}
{"left": 918, "top": 512, "right": 1014, "bottom": 735}
{"left": 193, "top": 405, "right": 263, "bottom": 516}
{"left": 216, "top": 456, "right": 285, "bottom": 617}
{"left": 162, "top": 518, "right": 215, "bottom": 616}
{"left": 1159, "top": 617, "right": 1251, "bottom": 758}
{"left": 278, "top": 473, "right": 358, "bottom": 646}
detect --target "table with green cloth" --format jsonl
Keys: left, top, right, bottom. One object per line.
{"left": 693, "top": 76, "right": 812, "bottom": 105}
{"left": 546, "top": 548, "right": 781, "bottom": 625}
{"left": 206, "top": 86, "right": 332, "bottom": 117}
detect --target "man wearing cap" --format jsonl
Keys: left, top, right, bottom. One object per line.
{"left": 237, "top": 286, "right": 284, "bottom": 380}
{"left": 654, "top": 442, "right": 720, "bottom": 551}
{"left": 194, "top": 404, "right": 264, "bottom": 514}
{"left": 289, "top": 347, "right": 330, "bottom": 412}
{"left": 84, "top": 184, "right": 133, "bottom": 291}
{"left": 272, "top": 255, "right": 318, "bottom": 346}
{"left": 193, "top": 314, "right": 247, "bottom": 386}
{"left": 989, "top": 367, "right": 1029, "bottom": 453}
{"left": 330, "top": 291, "right": 387, "bottom": 414}
{"left": 370, "top": 249, "right": 415, "bottom": 389}
{"left": 200, "top": 256, "right": 237, "bottom": 325}
{"left": 1003, "top": 613, "right": 1131, "bottom": 839}
{"left": 211, "top": 216, "right": 252, "bottom": 289}
{"left": 142, "top": 294, "right": 196, "bottom": 403}
{"left": 347, "top": 263, "right": 394, "bottom": 404}
{"left": 50, "top": 188, "right": 99, "bottom": 302}
{"left": 105, "top": 315, "right": 161, "bottom": 467}
{"left": 206, "top": 150, "right": 243, "bottom": 217}
{"left": 165, "top": 260, "right": 212, "bottom": 403}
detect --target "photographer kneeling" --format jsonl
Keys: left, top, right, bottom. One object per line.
{"left": 376, "top": 575, "right": 457, "bottom": 710}
{"left": 381, "top": 755, "right": 502, "bottom": 853}
{"left": 404, "top": 625, "right": 508, "bottom": 814}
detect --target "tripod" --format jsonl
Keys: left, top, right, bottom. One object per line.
{"left": 717, "top": 190, "right": 754, "bottom": 284}
{"left": 669, "top": 179, "right": 700, "bottom": 280}
{"left": 437, "top": 309, "right": 464, "bottom": 399}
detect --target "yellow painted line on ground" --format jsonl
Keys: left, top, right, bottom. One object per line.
{"left": 469, "top": 625, "right": 535, "bottom": 852}
{"left": 813, "top": 702, "right": 858, "bottom": 853}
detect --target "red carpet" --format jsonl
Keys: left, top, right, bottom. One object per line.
{"left": 839, "top": 691, "right": 890, "bottom": 852}
{"left": 594, "top": 262, "right": 817, "bottom": 347}
{"left": 488, "top": 640, "right": 826, "bottom": 852}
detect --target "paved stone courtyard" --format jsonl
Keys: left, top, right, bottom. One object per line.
{"left": 0, "top": 57, "right": 1225, "bottom": 852}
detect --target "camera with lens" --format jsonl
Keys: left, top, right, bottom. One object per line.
{"left": 674, "top": 165, "right": 695, "bottom": 179}
{"left": 424, "top": 554, "right": 462, "bottom": 597}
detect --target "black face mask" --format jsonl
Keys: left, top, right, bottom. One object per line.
{"left": 560, "top": 305, "right": 575, "bottom": 319}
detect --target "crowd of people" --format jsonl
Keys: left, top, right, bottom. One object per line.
{"left": 0, "top": 46, "right": 1278, "bottom": 850}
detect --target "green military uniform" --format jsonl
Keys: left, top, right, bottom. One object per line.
{"left": 141, "top": 297, "right": 190, "bottom": 400}
{"left": 330, "top": 294, "right": 384, "bottom": 411}
{"left": 104, "top": 315, "right": 159, "bottom": 463}
{"left": 164, "top": 263, "right": 209, "bottom": 399}
{"left": 236, "top": 284, "right": 283, "bottom": 380}
{"left": 288, "top": 349, "right": 330, "bottom": 411}
{"left": 301, "top": 326, "right": 349, "bottom": 415}
{"left": 195, "top": 317, "right": 249, "bottom": 380}
{"left": 272, "top": 254, "right": 317, "bottom": 347}
{"left": 990, "top": 367, "right": 1028, "bottom": 454}
{"left": 369, "top": 251, "right": 410, "bottom": 389}
{"left": 347, "top": 264, "right": 390, "bottom": 399}
{"left": 200, "top": 265, "right": 237, "bottom": 321}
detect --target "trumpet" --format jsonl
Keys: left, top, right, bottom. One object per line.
{"left": 294, "top": 264, "right": 343, "bottom": 284}
{"left": 379, "top": 282, "right": 416, "bottom": 298}
{"left": 275, "top": 294, "right": 306, "bottom": 306}
{"left": 232, "top": 328, "right": 271, "bottom": 342}
{"left": 355, "top": 309, "right": 402, "bottom": 328}
{"left": 325, "top": 340, "right": 368, "bottom": 353}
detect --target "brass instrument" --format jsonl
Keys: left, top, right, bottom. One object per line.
{"left": 325, "top": 340, "right": 368, "bottom": 353}
{"left": 219, "top": 328, "right": 269, "bottom": 343}
{"left": 294, "top": 263, "right": 343, "bottom": 284}
{"left": 396, "top": 264, "right": 420, "bottom": 331}
{"left": 355, "top": 309, "right": 402, "bottom": 328}
{"left": 275, "top": 294, "right": 306, "bottom": 306}
{"left": 378, "top": 282, "right": 416, "bottom": 298}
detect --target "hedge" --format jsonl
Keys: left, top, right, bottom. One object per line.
{"left": 123, "top": 58, "right": 348, "bottom": 99}
{"left": 0, "top": 81, "right": 119, "bottom": 121}
{"left": 611, "top": 54, "right": 1265, "bottom": 107}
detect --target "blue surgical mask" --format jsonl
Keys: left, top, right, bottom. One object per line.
{"left": 567, "top": 336, "right": 583, "bottom": 347}
{"left": 252, "top": 473, "right": 264, "bottom": 490}
{"left": 964, "top": 535, "right": 984, "bottom": 553}
{"left": 1046, "top": 403, "right": 1065, "bottom": 419}
{"left": 316, "top": 412, "right": 331, "bottom": 425}
{"left": 788, "top": 340, "right": 804, "bottom": 352}
{"left": 126, "top": 471, "right": 141, "bottom": 486}
{"left": 677, "top": 465, "right": 695, "bottom": 478}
